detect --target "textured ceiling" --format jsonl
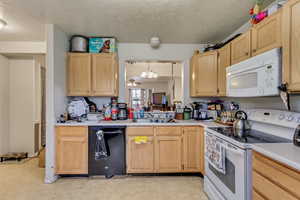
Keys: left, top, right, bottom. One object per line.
{"left": 0, "top": 0, "right": 274, "bottom": 43}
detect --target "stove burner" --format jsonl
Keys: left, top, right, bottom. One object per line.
{"left": 209, "top": 127, "right": 292, "bottom": 144}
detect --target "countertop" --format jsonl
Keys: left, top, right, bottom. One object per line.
{"left": 252, "top": 143, "right": 300, "bottom": 171}
{"left": 55, "top": 119, "right": 225, "bottom": 128}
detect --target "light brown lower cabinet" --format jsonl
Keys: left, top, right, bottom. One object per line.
{"left": 252, "top": 151, "right": 300, "bottom": 200}
{"left": 183, "top": 127, "right": 204, "bottom": 174}
{"left": 56, "top": 126, "right": 88, "bottom": 174}
{"left": 155, "top": 136, "right": 182, "bottom": 172}
{"left": 127, "top": 136, "right": 155, "bottom": 173}
{"left": 126, "top": 126, "right": 205, "bottom": 174}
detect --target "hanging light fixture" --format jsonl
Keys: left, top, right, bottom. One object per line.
{"left": 127, "top": 79, "right": 139, "bottom": 87}
{"left": 0, "top": 19, "right": 7, "bottom": 30}
{"left": 140, "top": 63, "right": 158, "bottom": 79}
{"left": 0, "top": 4, "right": 7, "bottom": 30}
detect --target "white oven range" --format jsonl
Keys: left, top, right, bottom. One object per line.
{"left": 204, "top": 109, "right": 298, "bottom": 200}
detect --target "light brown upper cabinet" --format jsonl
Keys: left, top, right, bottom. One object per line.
{"left": 182, "top": 126, "right": 204, "bottom": 174}
{"left": 56, "top": 126, "right": 88, "bottom": 174}
{"left": 252, "top": 10, "right": 282, "bottom": 56}
{"left": 189, "top": 52, "right": 199, "bottom": 97}
{"left": 190, "top": 51, "right": 218, "bottom": 97}
{"left": 67, "top": 53, "right": 92, "bottom": 96}
{"left": 92, "top": 53, "right": 119, "bottom": 96}
{"left": 217, "top": 44, "right": 231, "bottom": 96}
{"left": 282, "top": 0, "right": 300, "bottom": 92}
{"left": 67, "top": 53, "right": 119, "bottom": 96}
{"left": 231, "top": 30, "right": 251, "bottom": 65}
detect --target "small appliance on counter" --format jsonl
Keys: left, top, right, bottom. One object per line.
{"left": 117, "top": 103, "right": 128, "bottom": 120}
{"left": 294, "top": 125, "right": 300, "bottom": 147}
{"left": 183, "top": 107, "right": 192, "bottom": 120}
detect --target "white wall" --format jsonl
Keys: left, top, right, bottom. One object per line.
{"left": 0, "top": 41, "right": 46, "bottom": 54}
{"left": 119, "top": 43, "right": 205, "bottom": 105}
{"left": 87, "top": 43, "right": 206, "bottom": 108}
{"left": 45, "top": 24, "right": 68, "bottom": 183}
{"left": 9, "top": 59, "right": 36, "bottom": 156}
{"left": 0, "top": 54, "right": 10, "bottom": 155}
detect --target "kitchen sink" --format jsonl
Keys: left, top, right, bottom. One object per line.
{"left": 132, "top": 119, "right": 177, "bottom": 123}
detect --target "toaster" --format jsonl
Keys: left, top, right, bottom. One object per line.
{"left": 294, "top": 125, "right": 300, "bottom": 147}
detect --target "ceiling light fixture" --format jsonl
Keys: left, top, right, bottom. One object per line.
{"left": 150, "top": 37, "right": 160, "bottom": 49}
{"left": 0, "top": 18, "right": 7, "bottom": 30}
{"left": 140, "top": 63, "right": 158, "bottom": 79}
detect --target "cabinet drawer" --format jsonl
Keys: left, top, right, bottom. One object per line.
{"left": 56, "top": 126, "right": 88, "bottom": 137}
{"left": 253, "top": 152, "right": 300, "bottom": 198}
{"left": 127, "top": 127, "right": 154, "bottom": 136}
{"left": 155, "top": 127, "right": 182, "bottom": 136}
{"left": 253, "top": 171, "right": 297, "bottom": 200}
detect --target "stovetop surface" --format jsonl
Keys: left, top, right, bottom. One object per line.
{"left": 209, "top": 127, "right": 292, "bottom": 144}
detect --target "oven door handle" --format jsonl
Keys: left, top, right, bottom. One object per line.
{"left": 224, "top": 143, "right": 244, "bottom": 155}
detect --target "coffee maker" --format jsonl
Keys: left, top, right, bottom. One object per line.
{"left": 118, "top": 103, "right": 128, "bottom": 120}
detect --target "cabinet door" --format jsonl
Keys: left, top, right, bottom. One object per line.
{"left": 182, "top": 127, "right": 203, "bottom": 173}
{"left": 155, "top": 136, "right": 182, "bottom": 172}
{"left": 282, "top": 0, "right": 300, "bottom": 92}
{"left": 231, "top": 31, "right": 251, "bottom": 65}
{"left": 194, "top": 51, "right": 218, "bottom": 96}
{"left": 92, "top": 53, "right": 118, "bottom": 96}
{"left": 127, "top": 136, "right": 154, "bottom": 173}
{"left": 252, "top": 11, "right": 282, "bottom": 56}
{"left": 67, "top": 53, "right": 91, "bottom": 96}
{"left": 56, "top": 126, "right": 88, "bottom": 174}
{"left": 190, "top": 53, "right": 199, "bottom": 97}
{"left": 217, "top": 44, "right": 231, "bottom": 96}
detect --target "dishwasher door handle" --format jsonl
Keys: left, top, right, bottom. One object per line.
{"left": 103, "top": 130, "right": 123, "bottom": 135}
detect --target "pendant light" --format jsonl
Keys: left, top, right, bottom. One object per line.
{"left": 140, "top": 63, "right": 158, "bottom": 79}
{"left": 0, "top": 5, "right": 7, "bottom": 30}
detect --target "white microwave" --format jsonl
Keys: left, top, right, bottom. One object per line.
{"left": 226, "top": 48, "right": 281, "bottom": 97}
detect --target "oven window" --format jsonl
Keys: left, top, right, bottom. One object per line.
{"left": 230, "top": 72, "right": 257, "bottom": 89}
{"left": 209, "top": 158, "right": 236, "bottom": 193}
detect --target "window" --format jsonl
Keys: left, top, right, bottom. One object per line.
{"left": 129, "top": 88, "right": 146, "bottom": 108}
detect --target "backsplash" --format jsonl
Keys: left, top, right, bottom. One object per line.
{"left": 221, "top": 95, "right": 300, "bottom": 113}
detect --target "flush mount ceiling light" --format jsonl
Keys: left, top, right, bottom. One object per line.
{"left": 0, "top": 19, "right": 7, "bottom": 30}
{"left": 150, "top": 37, "right": 160, "bottom": 49}
{"left": 140, "top": 63, "right": 158, "bottom": 79}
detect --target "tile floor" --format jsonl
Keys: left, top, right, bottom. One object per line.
{"left": 0, "top": 159, "right": 208, "bottom": 200}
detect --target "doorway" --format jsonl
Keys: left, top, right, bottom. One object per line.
{"left": 0, "top": 54, "right": 46, "bottom": 164}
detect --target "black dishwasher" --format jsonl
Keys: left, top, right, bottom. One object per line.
{"left": 89, "top": 126, "right": 126, "bottom": 178}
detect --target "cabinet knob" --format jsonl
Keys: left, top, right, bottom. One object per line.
{"left": 253, "top": 49, "right": 257, "bottom": 53}
{"left": 245, "top": 52, "right": 249, "bottom": 56}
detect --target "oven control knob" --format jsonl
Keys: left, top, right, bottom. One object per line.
{"left": 278, "top": 113, "right": 285, "bottom": 120}
{"left": 287, "top": 115, "right": 294, "bottom": 121}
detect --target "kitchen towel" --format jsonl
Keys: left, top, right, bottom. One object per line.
{"left": 95, "top": 130, "right": 108, "bottom": 160}
{"left": 205, "top": 133, "right": 226, "bottom": 174}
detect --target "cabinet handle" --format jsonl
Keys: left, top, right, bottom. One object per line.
{"left": 253, "top": 49, "right": 257, "bottom": 53}
{"left": 245, "top": 52, "right": 249, "bottom": 56}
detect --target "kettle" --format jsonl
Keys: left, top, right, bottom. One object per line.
{"left": 233, "top": 110, "right": 251, "bottom": 137}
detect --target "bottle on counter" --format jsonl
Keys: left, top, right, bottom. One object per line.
{"left": 111, "top": 103, "right": 118, "bottom": 121}
{"left": 104, "top": 104, "right": 112, "bottom": 121}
